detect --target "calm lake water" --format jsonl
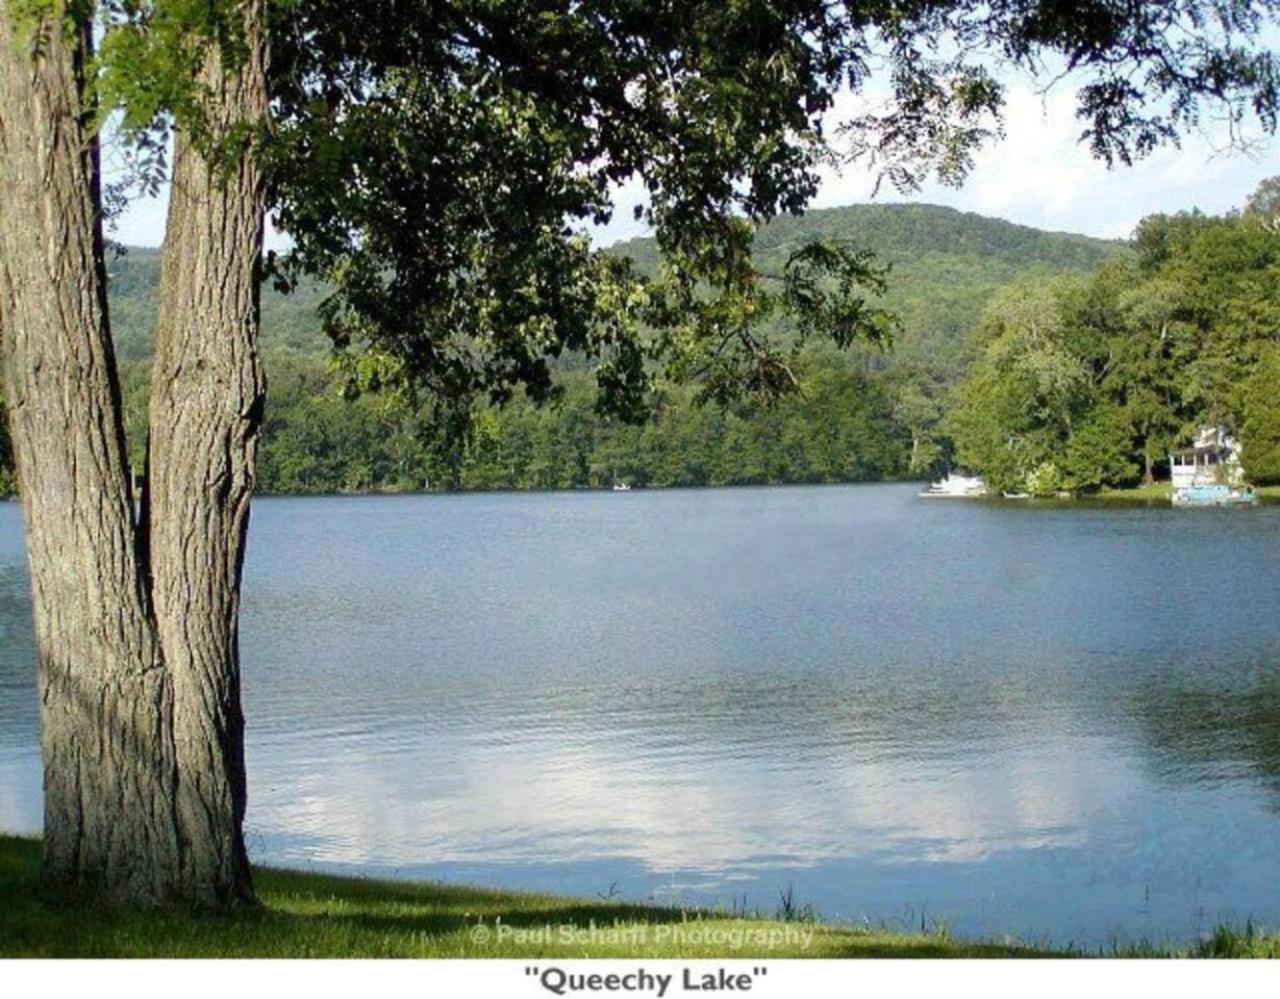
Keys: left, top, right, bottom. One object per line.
{"left": 2, "top": 484, "right": 1279, "bottom": 946}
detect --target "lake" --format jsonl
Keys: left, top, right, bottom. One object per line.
{"left": 2, "top": 483, "right": 1279, "bottom": 947}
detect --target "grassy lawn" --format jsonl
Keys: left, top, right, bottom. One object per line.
{"left": 0, "top": 835, "right": 1053, "bottom": 958}
{"left": 1097, "top": 482, "right": 1174, "bottom": 501}
{"left": 2, "top": 836, "right": 1277, "bottom": 958}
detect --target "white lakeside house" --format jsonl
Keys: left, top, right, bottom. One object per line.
{"left": 1170, "top": 425, "right": 1245, "bottom": 489}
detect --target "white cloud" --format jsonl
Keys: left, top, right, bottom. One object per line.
{"left": 809, "top": 79, "right": 1275, "bottom": 241}
{"left": 108, "top": 78, "right": 1275, "bottom": 250}
{"left": 245, "top": 714, "right": 1116, "bottom": 874}
{"left": 598, "top": 76, "right": 1274, "bottom": 247}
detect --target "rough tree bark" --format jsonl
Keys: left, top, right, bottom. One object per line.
{"left": 0, "top": 1, "right": 268, "bottom": 906}
{"left": 0, "top": 5, "right": 182, "bottom": 901}
{"left": 146, "top": 0, "right": 269, "bottom": 905}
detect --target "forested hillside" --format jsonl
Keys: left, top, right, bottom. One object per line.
{"left": 614, "top": 203, "right": 1120, "bottom": 375}
{"left": 110, "top": 203, "right": 1121, "bottom": 368}
{"left": 947, "top": 179, "right": 1280, "bottom": 495}
{"left": 2, "top": 204, "right": 1122, "bottom": 496}
{"left": 107, "top": 247, "right": 330, "bottom": 362}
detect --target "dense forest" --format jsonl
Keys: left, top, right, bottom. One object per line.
{"left": 0, "top": 202, "right": 1124, "bottom": 495}
{"left": 16, "top": 189, "right": 1280, "bottom": 498}
{"left": 947, "top": 178, "right": 1280, "bottom": 495}
{"left": 2, "top": 202, "right": 1131, "bottom": 495}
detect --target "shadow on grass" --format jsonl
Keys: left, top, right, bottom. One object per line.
{"left": 0, "top": 835, "right": 1085, "bottom": 958}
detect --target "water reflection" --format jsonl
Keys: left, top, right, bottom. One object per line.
{"left": 250, "top": 711, "right": 1102, "bottom": 870}
{"left": 2, "top": 487, "right": 1280, "bottom": 944}
{"left": 1133, "top": 676, "right": 1280, "bottom": 803}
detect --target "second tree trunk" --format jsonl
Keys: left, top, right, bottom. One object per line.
{"left": 146, "top": 1, "right": 270, "bottom": 906}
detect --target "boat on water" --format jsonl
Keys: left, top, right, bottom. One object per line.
{"left": 611, "top": 481, "right": 632, "bottom": 492}
{"left": 919, "top": 472, "right": 987, "bottom": 498}
{"left": 1172, "top": 484, "right": 1258, "bottom": 507}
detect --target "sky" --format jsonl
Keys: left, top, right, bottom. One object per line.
{"left": 110, "top": 75, "right": 1277, "bottom": 251}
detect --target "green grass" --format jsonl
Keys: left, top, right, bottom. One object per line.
{"left": 0, "top": 835, "right": 1037, "bottom": 958}
{"left": 1097, "top": 482, "right": 1175, "bottom": 501}
{"left": 1, "top": 836, "right": 1276, "bottom": 958}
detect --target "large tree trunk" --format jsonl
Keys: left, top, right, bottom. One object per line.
{"left": 1, "top": 1, "right": 269, "bottom": 908}
{"left": 0, "top": 5, "right": 182, "bottom": 901}
{"left": 145, "top": 1, "right": 269, "bottom": 906}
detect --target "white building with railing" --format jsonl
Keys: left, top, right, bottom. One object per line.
{"left": 1170, "top": 425, "right": 1244, "bottom": 488}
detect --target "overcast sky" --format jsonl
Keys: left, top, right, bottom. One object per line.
{"left": 109, "top": 76, "right": 1276, "bottom": 251}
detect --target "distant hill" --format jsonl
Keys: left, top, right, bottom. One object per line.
{"left": 611, "top": 203, "right": 1126, "bottom": 374}
{"left": 107, "top": 202, "right": 1125, "bottom": 378}
{"left": 77, "top": 203, "right": 1131, "bottom": 496}
{"left": 107, "top": 247, "right": 329, "bottom": 362}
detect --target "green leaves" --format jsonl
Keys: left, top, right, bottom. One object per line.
{"left": 95, "top": 1, "right": 250, "bottom": 132}
{"left": 252, "top": 356, "right": 912, "bottom": 494}
{"left": 1062, "top": 404, "right": 1138, "bottom": 493}
{"left": 260, "top": 1, "right": 1277, "bottom": 427}
{"left": 82, "top": 1, "right": 1280, "bottom": 430}
{"left": 1241, "top": 345, "right": 1280, "bottom": 485}
{"left": 842, "top": 56, "right": 1004, "bottom": 194}
{"left": 948, "top": 178, "right": 1280, "bottom": 494}
{"left": 781, "top": 241, "right": 896, "bottom": 350}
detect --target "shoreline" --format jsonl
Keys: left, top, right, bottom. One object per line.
{"left": 1, "top": 836, "right": 1275, "bottom": 958}
{"left": 6, "top": 479, "right": 1279, "bottom": 503}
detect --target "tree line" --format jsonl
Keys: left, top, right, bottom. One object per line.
{"left": 255, "top": 355, "right": 911, "bottom": 493}
{"left": 944, "top": 179, "right": 1280, "bottom": 495}
{"left": 1, "top": 187, "right": 1273, "bottom": 501}
{"left": 0, "top": 201, "right": 1121, "bottom": 498}
{"left": 182, "top": 183, "right": 1280, "bottom": 498}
